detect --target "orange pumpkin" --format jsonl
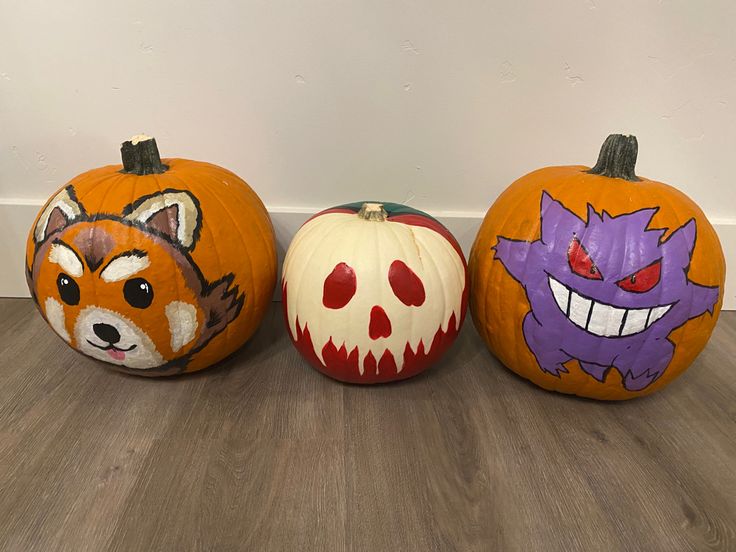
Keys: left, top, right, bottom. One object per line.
{"left": 26, "top": 135, "right": 277, "bottom": 376}
{"left": 469, "top": 134, "right": 725, "bottom": 400}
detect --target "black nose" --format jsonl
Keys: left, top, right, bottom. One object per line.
{"left": 93, "top": 323, "right": 121, "bottom": 344}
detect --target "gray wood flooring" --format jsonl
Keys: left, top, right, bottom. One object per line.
{"left": 0, "top": 299, "right": 734, "bottom": 551}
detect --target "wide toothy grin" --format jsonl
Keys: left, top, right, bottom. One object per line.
{"left": 547, "top": 275, "right": 673, "bottom": 338}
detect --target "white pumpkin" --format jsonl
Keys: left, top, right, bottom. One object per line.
{"left": 282, "top": 202, "right": 468, "bottom": 383}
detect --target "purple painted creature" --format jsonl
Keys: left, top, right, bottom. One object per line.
{"left": 494, "top": 192, "right": 719, "bottom": 391}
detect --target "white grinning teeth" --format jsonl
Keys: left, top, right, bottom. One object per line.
{"left": 586, "top": 301, "right": 626, "bottom": 337}
{"left": 549, "top": 277, "right": 570, "bottom": 314}
{"left": 648, "top": 305, "right": 671, "bottom": 325}
{"left": 568, "top": 291, "right": 593, "bottom": 329}
{"left": 621, "top": 308, "right": 649, "bottom": 336}
{"left": 548, "top": 276, "right": 673, "bottom": 338}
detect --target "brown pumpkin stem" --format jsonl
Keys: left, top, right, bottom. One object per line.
{"left": 587, "top": 134, "right": 641, "bottom": 182}
{"left": 357, "top": 202, "right": 388, "bottom": 221}
{"left": 120, "top": 135, "right": 169, "bottom": 175}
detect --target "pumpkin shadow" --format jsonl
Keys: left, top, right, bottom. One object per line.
{"left": 177, "top": 303, "right": 286, "bottom": 381}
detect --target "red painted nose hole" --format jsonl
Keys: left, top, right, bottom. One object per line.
{"left": 369, "top": 305, "right": 392, "bottom": 340}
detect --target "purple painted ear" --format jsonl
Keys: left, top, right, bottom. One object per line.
{"left": 662, "top": 218, "right": 697, "bottom": 258}
{"left": 540, "top": 192, "right": 584, "bottom": 244}
{"left": 540, "top": 191, "right": 555, "bottom": 214}
{"left": 587, "top": 203, "right": 602, "bottom": 225}
{"left": 674, "top": 218, "right": 697, "bottom": 253}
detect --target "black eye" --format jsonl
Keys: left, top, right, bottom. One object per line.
{"left": 57, "top": 273, "right": 80, "bottom": 305}
{"left": 123, "top": 278, "right": 154, "bottom": 309}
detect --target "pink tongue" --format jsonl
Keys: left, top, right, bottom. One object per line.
{"left": 107, "top": 349, "right": 126, "bottom": 361}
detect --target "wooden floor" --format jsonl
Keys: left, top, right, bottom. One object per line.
{"left": 0, "top": 299, "right": 734, "bottom": 552}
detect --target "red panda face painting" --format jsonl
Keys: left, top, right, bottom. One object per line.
{"left": 28, "top": 187, "right": 244, "bottom": 375}
{"left": 282, "top": 202, "right": 468, "bottom": 384}
{"left": 26, "top": 137, "right": 278, "bottom": 376}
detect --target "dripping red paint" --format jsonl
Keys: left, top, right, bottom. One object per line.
{"left": 284, "top": 283, "right": 464, "bottom": 384}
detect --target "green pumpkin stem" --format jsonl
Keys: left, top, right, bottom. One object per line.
{"left": 358, "top": 202, "right": 388, "bottom": 221}
{"left": 120, "top": 135, "right": 169, "bottom": 175}
{"left": 587, "top": 134, "right": 641, "bottom": 182}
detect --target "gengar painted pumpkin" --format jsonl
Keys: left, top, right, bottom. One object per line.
{"left": 469, "top": 134, "right": 725, "bottom": 400}
{"left": 26, "top": 135, "right": 277, "bottom": 376}
{"left": 282, "top": 202, "right": 468, "bottom": 383}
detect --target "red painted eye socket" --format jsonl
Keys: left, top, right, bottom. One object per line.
{"left": 388, "top": 260, "right": 425, "bottom": 306}
{"left": 568, "top": 237, "right": 602, "bottom": 280}
{"left": 323, "top": 262, "right": 357, "bottom": 309}
{"left": 617, "top": 260, "right": 661, "bottom": 293}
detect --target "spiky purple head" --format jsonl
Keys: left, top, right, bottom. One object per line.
{"left": 536, "top": 192, "right": 697, "bottom": 317}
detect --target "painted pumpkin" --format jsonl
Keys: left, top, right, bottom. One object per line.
{"left": 282, "top": 202, "right": 468, "bottom": 383}
{"left": 469, "top": 134, "right": 725, "bottom": 400}
{"left": 26, "top": 135, "right": 277, "bottom": 376}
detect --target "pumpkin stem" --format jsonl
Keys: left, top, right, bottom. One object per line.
{"left": 587, "top": 134, "right": 641, "bottom": 182}
{"left": 120, "top": 135, "right": 169, "bottom": 175}
{"left": 357, "top": 202, "right": 388, "bottom": 221}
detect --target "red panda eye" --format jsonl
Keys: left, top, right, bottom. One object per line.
{"left": 124, "top": 278, "right": 154, "bottom": 309}
{"left": 568, "top": 237, "right": 602, "bottom": 280}
{"left": 388, "top": 260, "right": 425, "bottom": 306}
{"left": 323, "top": 262, "right": 357, "bottom": 309}
{"left": 617, "top": 260, "right": 661, "bottom": 293}
{"left": 57, "top": 273, "right": 80, "bottom": 306}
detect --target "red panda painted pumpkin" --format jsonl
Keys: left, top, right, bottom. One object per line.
{"left": 26, "top": 136, "right": 277, "bottom": 376}
{"left": 282, "top": 202, "right": 468, "bottom": 383}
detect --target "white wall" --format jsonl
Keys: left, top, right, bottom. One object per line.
{"left": 1, "top": 0, "right": 734, "bottom": 305}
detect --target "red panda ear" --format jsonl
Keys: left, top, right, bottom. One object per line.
{"left": 122, "top": 189, "right": 202, "bottom": 250}
{"left": 34, "top": 186, "right": 84, "bottom": 244}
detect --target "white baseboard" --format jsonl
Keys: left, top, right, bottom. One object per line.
{"left": 3, "top": 201, "right": 734, "bottom": 309}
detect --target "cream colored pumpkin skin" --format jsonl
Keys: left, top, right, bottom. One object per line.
{"left": 283, "top": 204, "right": 468, "bottom": 383}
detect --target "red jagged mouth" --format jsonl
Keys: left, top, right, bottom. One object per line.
{"left": 290, "top": 314, "right": 461, "bottom": 383}
{"left": 282, "top": 282, "right": 467, "bottom": 384}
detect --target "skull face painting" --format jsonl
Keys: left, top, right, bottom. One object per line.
{"left": 282, "top": 202, "right": 468, "bottom": 383}
{"left": 494, "top": 192, "right": 720, "bottom": 391}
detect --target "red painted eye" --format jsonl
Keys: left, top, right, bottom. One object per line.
{"left": 568, "top": 237, "right": 602, "bottom": 280}
{"left": 323, "top": 262, "right": 357, "bottom": 309}
{"left": 617, "top": 260, "right": 661, "bottom": 293}
{"left": 388, "top": 260, "right": 425, "bottom": 306}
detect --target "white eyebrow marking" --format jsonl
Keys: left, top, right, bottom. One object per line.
{"left": 48, "top": 243, "right": 83, "bottom": 277}
{"left": 100, "top": 253, "right": 150, "bottom": 283}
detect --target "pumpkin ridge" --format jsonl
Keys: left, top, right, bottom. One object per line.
{"left": 180, "top": 169, "right": 243, "bottom": 354}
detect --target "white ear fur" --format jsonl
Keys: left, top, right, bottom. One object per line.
{"left": 123, "top": 190, "right": 201, "bottom": 249}
{"left": 34, "top": 187, "right": 83, "bottom": 243}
